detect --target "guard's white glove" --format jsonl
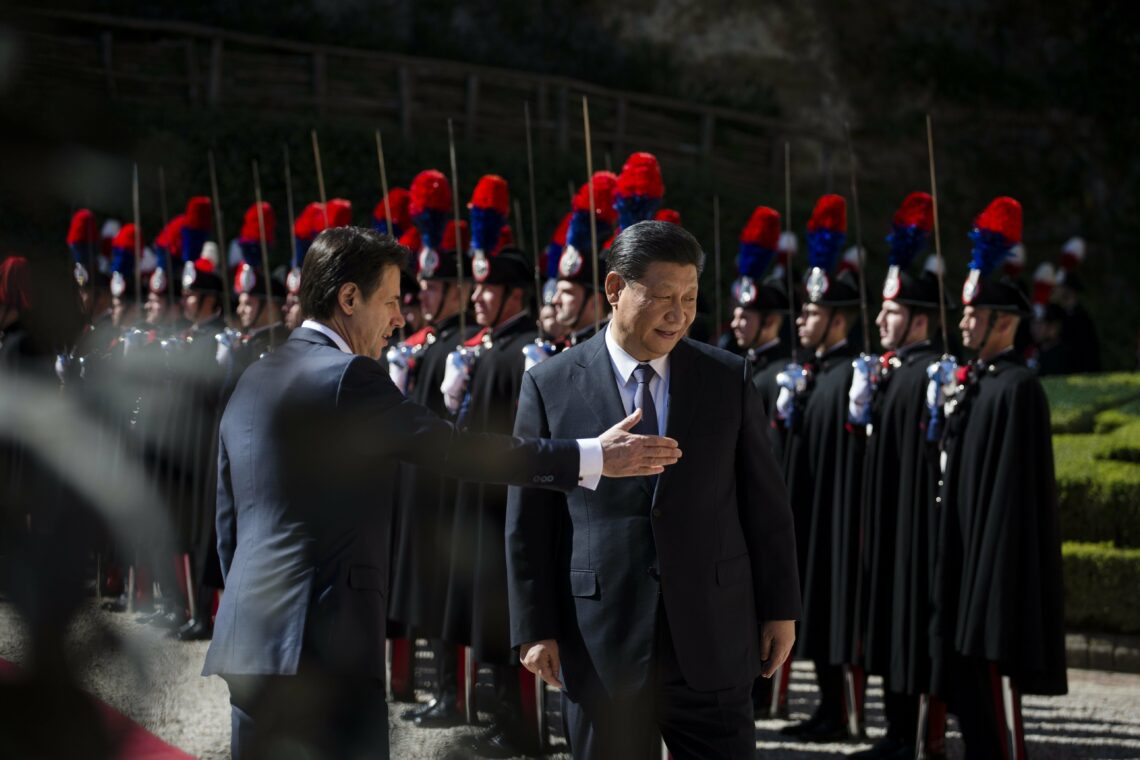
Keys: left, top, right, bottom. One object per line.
{"left": 522, "top": 339, "right": 557, "bottom": 373}
{"left": 441, "top": 348, "right": 474, "bottom": 414}
{"left": 387, "top": 344, "right": 411, "bottom": 395}
{"left": 775, "top": 363, "right": 810, "bottom": 427}
{"left": 925, "top": 356, "right": 959, "bottom": 442}
{"left": 848, "top": 354, "right": 877, "bottom": 426}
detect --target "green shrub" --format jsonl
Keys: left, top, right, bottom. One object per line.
{"left": 1093, "top": 420, "right": 1140, "bottom": 463}
{"left": 1043, "top": 373, "right": 1140, "bottom": 434}
{"left": 1063, "top": 542, "right": 1140, "bottom": 634}
{"left": 1053, "top": 434, "right": 1140, "bottom": 545}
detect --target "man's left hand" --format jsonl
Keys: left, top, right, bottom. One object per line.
{"left": 758, "top": 619, "right": 795, "bottom": 678}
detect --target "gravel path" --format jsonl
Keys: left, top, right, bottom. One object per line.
{"left": 2, "top": 600, "right": 1137, "bottom": 759}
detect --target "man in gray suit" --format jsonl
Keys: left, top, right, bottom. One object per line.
{"left": 203, "top": 227, "right": 680, "bottom": 760}
{"left": 507, "top": 221, "right": 800, "bottom": 760}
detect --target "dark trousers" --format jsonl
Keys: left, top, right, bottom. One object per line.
{"left": 562, "top": 605, "right": 755, "bottom": 760}
{"left": 430, "top": 637, "right": 457, "bottom": 699}
{"left": 225, "top": 669, "right": 388, "bottom": 760}
{"left": 946, "top": 657, "right": 1027, "bottom": 760}
{"left": 883, "top": 690, "right": 918, "bottom": 742}
{"left": 813, "top": 660, "right": 845, "bottom": 722}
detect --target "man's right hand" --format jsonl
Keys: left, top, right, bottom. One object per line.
{"left": 599, "top": 409, "right": 682, "bottom": 478}
{"left": 520, "top": 639, "right": 563, "bottom": 689}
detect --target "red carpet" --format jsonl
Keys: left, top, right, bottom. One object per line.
{"left": 0, "top": 657, "right": 195, "bottom": 759}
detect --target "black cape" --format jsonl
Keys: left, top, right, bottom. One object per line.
{"left": 441, "top": 313, "right": 537, "bottom": 664}
{"left": 856, "top": 343, "right": 941, "bottom": 694}
{"left": 388, "top": 313, "right": 471, "bottom": 635}
{"left": 782, "top": 340, "right": 859, "bottom": 661}
{"left": 931, "top": 352, "right": 1068, "bottom": 696}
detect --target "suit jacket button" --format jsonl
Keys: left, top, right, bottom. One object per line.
{"left": 652, "top": 508, "right": 662, "bottom": 518}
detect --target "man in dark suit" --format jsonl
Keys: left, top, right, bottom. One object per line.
{"left": 202, "top": 226, "right": 680, "bottom": 760}
{"left": 506, "top": 221, "right": 801, "bottom": 760}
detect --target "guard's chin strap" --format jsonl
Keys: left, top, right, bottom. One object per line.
{"left": 809, "top": 309, "right": 838, "bottom": 357}
{"left": 573, "top": 287, "right": 601, "bottom": 332}
{"left": 976, "top": 310, "right": 1000, "bottom": 359}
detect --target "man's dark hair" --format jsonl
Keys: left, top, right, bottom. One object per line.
{"left": 608, "top": 220, "right": 705, "bottom": 282}
{"left": 299, "top": 226, "right": 408, "bottom": 320}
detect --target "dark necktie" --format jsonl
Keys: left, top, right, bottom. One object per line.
{"left": 632, "top": 363, "right": 659, "bottom": 436}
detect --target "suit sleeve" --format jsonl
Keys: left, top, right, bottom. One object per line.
{"left": 738, "top": 360, "right": 802, "bottom": 621}
{"left": 215, "top": 430, "right": 236, "bottom": 582}
{"left": 338, "top": 355, "right": 581, "bottom": 492}
{"left": 506, "top": 371, "right": 567, "bottom": 649}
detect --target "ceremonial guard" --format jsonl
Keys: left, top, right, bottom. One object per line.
{"left": 539, "top": 210, "right": 573, "bottom": 345}
{"left": 930, "top": 197, "right": 1067, "bottom": 759}
{"left": 440, "top": 175, "right": 540, "bottom": 757}
{"left": 730, "top": 206, "right": 792, "bottom": 373}
{"left": 390, "top": 168, "right": 475, "bottom": 726}
{"left": 776, "top": 194, "right": 863, "bottom": 741}
{"left": 68, "top": 210, "right": 118, "bottom": 360}
{"left": 230, "top": 202, "right": 288, "bottom": 374}
{"left": 1054, "top": 236, "right": 1101, "bottom": 373}
{"left": 614, "top": 152, "right": 665, "bottom": 237}
{"left": 108, "top": 224, "right": 141, "bottom": 330}
{"left": 851, "top": 192, "right": 947, "bottom": 760}
{"left": 550, "top": 171, "right": 618, "bottom": 348}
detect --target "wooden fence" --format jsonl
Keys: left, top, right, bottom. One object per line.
{"left": 16, "top": 9, "right": 837, "bottom": 191}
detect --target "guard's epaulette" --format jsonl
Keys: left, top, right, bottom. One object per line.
{"left": 404, "top": 325, "right": 437, "bottom": 348}
{"left": 463, "top": 327, "right": 490, "bottom": 348}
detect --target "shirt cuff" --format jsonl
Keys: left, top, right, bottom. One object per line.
{"left": 576, "top": 438, "right": 604, "bottom": 491}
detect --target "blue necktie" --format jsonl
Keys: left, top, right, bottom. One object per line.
{"left": 632, "top": 363, "right": 659, "bottom": 436}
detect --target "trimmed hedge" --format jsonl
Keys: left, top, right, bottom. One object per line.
{"left": 1053, "top": 434, "right": 1140, "bottom": 545}
{"left": 1063, "top": 542, "right": 1140, "bottom": 634}
{"left": 1043, "top": 373, "right": 1140, "bottom": 434}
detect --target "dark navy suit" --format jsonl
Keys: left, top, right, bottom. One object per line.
{"left": 506, "top": 331, "right": 801, "bottom": 760}
{"left": 204, "top": 327, "right": 580, "bottom": 758}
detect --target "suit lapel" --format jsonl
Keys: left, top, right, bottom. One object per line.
{"left": 653, "top": 339, "right": 700, "bottom": 503}
{"left": 574, "top": 330, "right": 627, "bottom": 431}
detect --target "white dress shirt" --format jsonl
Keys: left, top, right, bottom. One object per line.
{"left": 303, "top": 318, "right": 608, "bottom": 490}
{"left": 576, "top": 326, "right": 670, "bottom": 491}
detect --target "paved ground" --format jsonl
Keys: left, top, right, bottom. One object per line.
{"left": 2, "top": 600, "right": 1138, "bottom": 759}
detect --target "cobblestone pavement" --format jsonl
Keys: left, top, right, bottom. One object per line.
{"left": 2, "top": 600, "right": 1138, "bottom": 759}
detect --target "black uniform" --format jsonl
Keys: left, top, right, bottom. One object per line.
{"left": 858, "top": 341, "right": 940, "bottom": 743}
{"left": 931, "top": 351, "right": 1068, "bottom": 754}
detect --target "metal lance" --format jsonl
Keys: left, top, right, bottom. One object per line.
{"left": 207, "top": 150, "right": 233, "bottom": 323}
{"left": 311, "top": 129, "right": 329, "bottom": 227}
{"left": 158, "top": 166, "right": 174, "bottom": 309}
{"left": 845, "top": 123, "right": 872, "bottom": 353}
{"left": 784, "top": 142, "right": 797, "bottom": 359}
{"left": 713, "top": 194, "right": 723, "bottom": 343}
{"left": 581, "top": 95, "right": 600, "bottom": 335}
{"left": 374, "top": 129, "right": 393, "bottom": 235}
{"left": 252, "top": 159, "right": 276, "bottom": 350}
{"left": 927, "top": 115, "right": 951, "bottom": 353}
{"left": 844, "top": 122, "right": 870, "bottom": 740}
{"left": 131, "top": 163, "right": 143, "bottom": 309}
{"left": 524, "top": 102, "right": 545, "bottom": 338}
{"left": 283, "top": 144, "right": 298, "bottom": 270}
{"left": 447, "top": 119, "right": 467, "bottom": 336}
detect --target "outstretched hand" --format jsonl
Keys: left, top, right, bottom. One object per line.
{"left": 599, "top": 408, "right": 682, "bottom": 478}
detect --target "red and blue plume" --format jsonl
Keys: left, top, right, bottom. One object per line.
{"left": 292, "top": 202, "right": 324, "bottom": 267}
{"left": 738, "top": 206, "right": 781, "bottom": 281}
{"left": 181, "top": 196, "right": 213, "bottom": 262}
{"left": 545, "top": 211, "right": 572, "bottom": 279}
{"left": 239, "top": 202, "right": 276, "bottom": 245}
{"left": 110, "top": 223, "right": 138, "bottom": 279}
{"left": 468, "top": 175, "right": 510, "bottom": 255}
{"left": 886, "top": 192, "right": 933, "bottom": 269}
{"left": 372, "top": 187, "right": 411, "bottom": 237}
{"left": 806, "top": 194, "right": 847, "bottom": 271}
{"left": 68, "top": 209, "right": 98, "bottom": 264}
{"left": 968, "top": 196, "right": 1022, "bottom": 277}
{"left": 615, "top": 152, "right": 664, "bottom": 230}
{"left": 441, "top": 220, "right": 471, "bottom": 254}
{"left": 573, "top": 172, "right": 620, "bottom": 227}
{"left": 154, "top": 215, "right": 185, "bottom": 272}
{"left": 654, "top": 209, "right": 682, "bottom": 226}
{"left": 325, "top": 199, "right": 353, "bottom": 228}
{"left": 409, "top": 170, "right": 452, "bottom": 252}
